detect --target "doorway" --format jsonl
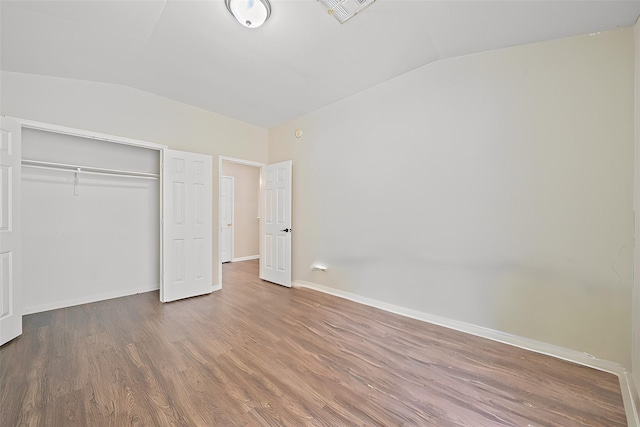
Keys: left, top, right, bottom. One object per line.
{"left": 218, "top": 157, "right": 263, "bottom": 284}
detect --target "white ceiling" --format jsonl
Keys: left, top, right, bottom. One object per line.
{"left": 2, "top": 0, "right": 640, "bottom": 128}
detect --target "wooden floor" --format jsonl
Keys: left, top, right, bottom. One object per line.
{"left": 0, "top": 260, "right": 627, "bottom": 426}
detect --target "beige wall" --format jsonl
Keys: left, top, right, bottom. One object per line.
{"left": 222, "top": 161, "right": 260, "bottom": 259}
{"left": 269, "top": 28, "right": 635, "bottom": 367}
{"left": 1, "top": 71, "right": 269, "bottom": 287}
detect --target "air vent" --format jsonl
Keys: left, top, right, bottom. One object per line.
{"left": 317, "top": 0, "right": 376, "bottom": 24}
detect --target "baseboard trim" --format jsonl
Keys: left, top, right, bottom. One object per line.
{"left": 232, "top": 255, "right": 260, "bottom": 262}
{"left": 23, "top": 285, "right": 160, "bottom": 315}
{"left": 621, "top": 371, "right": 640, "bottom": 426}
{"left": 292, "top": 280, "right": 640, "bottom": 426}
{"left": 24, "top": 281, "right": 224, "bottom": 315}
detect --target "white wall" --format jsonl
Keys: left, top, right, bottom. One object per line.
{"left": 1, "top": 71, "right": 269, "bottom": 293}
{"left": 269, "top": 28, "right": 635, "bottom": 367}
{"left": 0, "top": 72, "right": 268, "bottom": 161}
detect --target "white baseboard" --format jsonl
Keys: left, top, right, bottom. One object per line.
{"left": 232, "top": 255, "right": 260, "bottom": 262}
{"left": 293, "top": 279, "right": 640, "bottom": 426}
{"left": 24, "top": 281, "right": 224, "bottom": 315}
{"left": 23, "top": 285, "right": 160, "bottom": 315}
{"left": 621, "top": 371, "right": 640, "bottom": 425}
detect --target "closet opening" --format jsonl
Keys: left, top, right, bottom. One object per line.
{"left": 20, "top": 123, "right": 164, "bottom": 314}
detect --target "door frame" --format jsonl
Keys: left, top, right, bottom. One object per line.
{"left": 7, "top": 117, "right": 168, "bottom": 306}
{"left": 220, "top": 175, "right": 235, "bottom": 263}
{"left": 218, "top": 156, "right": 265, "bottom": 287}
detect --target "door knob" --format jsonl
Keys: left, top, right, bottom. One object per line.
{"left": 227, "top": 223, "right": 232, "bottom": 226}
{"left": 280, "top": 228, "right": 291, "bottom": 233}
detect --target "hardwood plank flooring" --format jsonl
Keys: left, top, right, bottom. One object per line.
{"left": 0, "top": 260, "right": 627, "bottom": 426}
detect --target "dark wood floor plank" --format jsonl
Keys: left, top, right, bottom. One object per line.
{"left": 0, "top": 259, "right": 628, "bottom": 426}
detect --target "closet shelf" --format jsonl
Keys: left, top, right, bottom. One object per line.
{"left": 21, "top": 159, "right": 159, "bottom": 180}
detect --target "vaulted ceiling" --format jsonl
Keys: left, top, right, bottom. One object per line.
{"left": 2, "top": 1, "right": 640, "bottom": 128}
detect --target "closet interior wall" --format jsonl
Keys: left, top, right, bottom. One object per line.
{"left": 21, "top": 128, "right": 160, "bottom": 313}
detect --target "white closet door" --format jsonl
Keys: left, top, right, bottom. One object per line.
{"left": 0, "top": 117, "right": 22, "bottom": 345}
{"left": 161, "top": 149, "right": 213, "bottom": 303}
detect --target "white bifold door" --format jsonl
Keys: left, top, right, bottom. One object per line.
{"left": 0, "top": 117, "right": 22, "bottom": 346}
{"left": 260, "top": 161, "right": 292, "bottom": 287}
{"left": 162, "top": 149, "right": 213, "bottom": 302}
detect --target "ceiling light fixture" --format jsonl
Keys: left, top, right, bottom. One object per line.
{"left": 225, "top": 0, "right": 271, "bottom": 29}
{"left": 317, "top": 0, "right": 376, "bottom": 24}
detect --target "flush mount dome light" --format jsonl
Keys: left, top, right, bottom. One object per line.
{"left": 225, "top": 0, "right": 271, "bottom": 29}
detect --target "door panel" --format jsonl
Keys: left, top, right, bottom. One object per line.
{"left": 220, "top": 176, "right": 233, "bottom": 263}
{"left": 0, "top": 117, "right": 21, "bottom": 346}
{"left": 161, "top": 149, "right": 212, "bottom": 302}
{"left": 260, "top": 161, "right": 291, "bottom": 287}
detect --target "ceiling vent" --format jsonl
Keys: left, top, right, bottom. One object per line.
{"left": 317, "top": 0, "right": 376, "bottom": 24}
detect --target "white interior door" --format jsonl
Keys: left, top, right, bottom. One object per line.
{"left": 220, "top": 176, "right": 233, "bottom": 263}
{"left": 0, "top": 117, "right": 22, "bottom": 345}
{"left": 162, "top": 149, "right": 213, "bottom": 302}
{"left": 260, "top": 161, "right": 292, "bottom": 287}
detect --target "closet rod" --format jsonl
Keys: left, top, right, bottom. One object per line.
{"left": 22, "top": 164, "right": 159, "bottom": 180}
{"left": 21, "top": 159, "right": 160, "bottom": 180}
